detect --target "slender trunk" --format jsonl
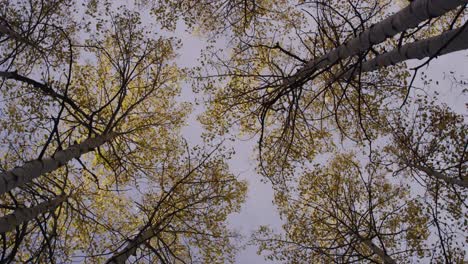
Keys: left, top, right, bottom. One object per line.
{"left": 106, "top": 227, "right": 159, "bottom": 264}
{"left": 361, "top": 239, "right": 397, "bottom": 264}
{"left": 342, "top": 24, "right": 468, "bottom": 78}
{"left": 412, "top": 164, "right": 468, "bottom": 188}
{"left": 286, "top": 0, "right": 466, "bottom": 87}
{"left": 0, "top": 133, "right": 116, "bottom": 195}
{"left": 0, "top": 195, "right": 67, "bottom": 233}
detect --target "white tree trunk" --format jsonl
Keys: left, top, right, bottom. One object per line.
{"left": 320, "top": 25, "right": 468, "bottom": 101}
{"left": 106, "top": 226, "right": 159, "bottom": 264}
{"left": 286, "top": 0, "right": 466, "bottom": 87}
{"left": 413, "top": 164, "right": 468, "bottom": 188}
{"left": 0, "top": 195, "right": 67, "bottom": 233}
{"left": 0, "top": 133, "right": 116, "bottom": 195}
{"left": 341, "top": 24, "right": 468, "bottom": 78}
{"left": 361, "top": 239, "right": 397, "bottom": 264}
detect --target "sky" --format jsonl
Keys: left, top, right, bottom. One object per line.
{"left": 174, "top": 19, "right": 468, "bottom": 264}
{"left": 16, "top": 1, "right": 466, "bottom": 261}
{"left": 0, "top": 1, "right": 466, "bottom": 263}
{"left": 173, "top": 23, "right": 283, "bottom": 264}
{"left": 89, "top": 2, "right": 467, "bottom": 261}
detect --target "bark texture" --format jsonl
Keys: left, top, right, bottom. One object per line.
{"left": 106, "top": 227, "right": 159, "bottom": 264}
{"left": 362, "top": 239, "right": 397, "bottom": 264}
{"left": 413, "top": 164, "right": 468, "bottom": 188}
{"left": 286, "top": 0, "right": 466, "bottom": 87}
{"left": 0, "top": 195, "right": 67, "bottom": 233}
{"left": 0, "top": 133, "right": 115, "bottom": 195}
{"left": 342, "top": 24, "right": 468, "bottom": 78}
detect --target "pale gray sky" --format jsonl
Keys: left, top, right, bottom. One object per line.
{"left": 173, "top": 22, "right": 283, "bottom": 264}
{"left": 1, "top": 1, "right": 466, "bottom": 263}
{"left": 175, "top": 19, "right": 468, "bottom": 263}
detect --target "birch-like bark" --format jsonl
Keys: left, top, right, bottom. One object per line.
{"left": 361, "top": 239, "right": 397, "bottom": 264}
{"left": 285, "top": 0, "right": 466, "bottom": 87}
{"left": 412, "top": 164, "right": 468, "bottom": 188}
{"left": 341, "top": 24, "right": 468, "bottom": 78}
{"left": 0, "top": 195, "right": 67, "bottom": 233}
{"left": 0, "top": 133, "right": 116, "bottom": 195}
{"left": 106, "top": 227, "right": 159, "bottom": 264}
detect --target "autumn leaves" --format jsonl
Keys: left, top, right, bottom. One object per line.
{"left": 0, "top": 0, "right": 467, "bottom": 263}
{"left": 195, "top": 0, "right": 467, "bottom": 263}
{"left": 0, "top": 2, "right": 244, "bottom": 262}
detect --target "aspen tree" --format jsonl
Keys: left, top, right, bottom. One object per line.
{"left": 0, "top": 195, "right": 66, "bottom": 234}
{"left": 283, "top": 0, "right": 467, "bottom": 90}
{"left": 253, "top": 154, "right": 439, "bottom": 263}
{"left": 0, "top": 134, "right": 115, "bottom": 195}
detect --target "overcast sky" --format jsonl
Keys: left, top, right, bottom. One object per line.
{"left": 1, "top": 2, "right": 465, "bottom": 263}
{"left": 172, "top": 17, "right": 468, "bottom": 262}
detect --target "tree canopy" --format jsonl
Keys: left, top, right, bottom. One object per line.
{"left": 0, "top": 0, "right": 466, "bottom": 263}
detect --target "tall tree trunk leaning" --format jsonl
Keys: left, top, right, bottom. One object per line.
{"left": 0, "top": 195, "right": 67, "bottom": 233}
{"left": 412, "top": 164, "right": 468, "bottom": 188}
{"left": 285, "top": 0, "right": 466, "bottom": 88}
{"left": 106, "top": 226, "right": 160, "bottom": 264}
{"left": 361, "top": 238, "right": 397, "bottom": 264}
{"left": 0, "top": 133, "right": 116, "bottom": 195}
{"left": 341, "top": 24, "right": 468, "bottom": 78}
